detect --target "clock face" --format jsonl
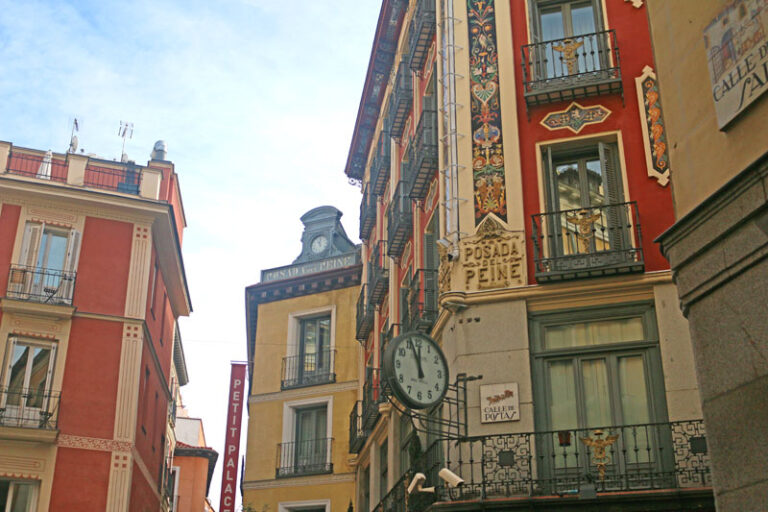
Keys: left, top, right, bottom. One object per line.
{"left": 310, "top": 235, "right": 328, "bottom": 254}
{"left": 383, "top": 332, "right": 449, "bottom": 410}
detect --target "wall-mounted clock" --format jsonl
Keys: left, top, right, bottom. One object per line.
{"left": 382, "top": 331, "right": 449, "bottom": 410}
{"left": 310, "top": 235, "right": 329, "bottom": 254}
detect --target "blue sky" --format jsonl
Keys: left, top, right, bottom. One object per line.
{"left": 0, "top": 0, "right": 380, "bottom": 508}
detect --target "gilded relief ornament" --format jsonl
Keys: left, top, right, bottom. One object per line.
{"left": 552, "top": 38, "right": 584, "bottom": 75}
{"left": 565, "top": 209, "right": 602, "bottom": 253}
{"left": 580, "top": 429, "right": 619, "bottom": 481}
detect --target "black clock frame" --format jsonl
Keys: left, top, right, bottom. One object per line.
{"left": 382, "top": 331, "right": 449, "bottom": 410}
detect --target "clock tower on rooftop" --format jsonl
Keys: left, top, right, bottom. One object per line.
{"left": 294, "top": 205, "right": 356, "bottom": 263}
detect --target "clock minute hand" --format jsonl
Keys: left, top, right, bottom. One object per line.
{"left": 409, "top": 340, "right": 425, "bottom": 379}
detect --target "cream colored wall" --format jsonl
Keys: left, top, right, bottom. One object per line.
{"left": 243, "top": 480, "right": 355, "bottom": 512}
{"left": 647, "top": 0, "right": 768, "bottom": 217}
{"left": 251, "top": 286, "right": 359, "bottom": 395}
{"left": 0, "top": 442, "right": 58, "bottom": 512}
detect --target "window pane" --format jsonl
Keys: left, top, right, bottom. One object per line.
{"left": 26, "top": 347, "right": 51, "bottom": 408}
{"left": 555, "top": 162, "right": 581, "bottom": 211}
{"left": 548, "top": 360, "right": 577, "bottom": 430}
{"left": 585, "top": 159, "right": 605, "bottom": 206}
{"left": 618, "top": 356, "right": 652, "bottom": 463}
{"left": 581, "top": 358, "right": 611, "bottom": 428}
{"left": 570, "top": 2, "right": 596, "bottom": 36}
{"left": 10, "top": 482, "right": 34, "bottom": 512}
{"left": 38, "top": 230, "right": 68, "bottom": 271}
{"left": 544, "top": 317, "right": 644, "bottom": 349}
{"left": 7, "top": 345, "right": 31, "bottom": 406}
{"left": 541, "top": 7, "right": 565, "bottom": 41}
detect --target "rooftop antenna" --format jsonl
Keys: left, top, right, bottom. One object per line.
{"left": 118, "top": 121, "right": 134, "bottom": 161}
{"left": 68, "top": 117, "right": 79, "bottom": 154}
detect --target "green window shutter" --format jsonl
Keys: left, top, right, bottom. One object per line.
{"left": 598, "top": 142, "right": 626, "bottom": 252}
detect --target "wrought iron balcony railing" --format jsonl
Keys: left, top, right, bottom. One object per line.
{"left": 276, "top": 437, "right": 333, "bottom": 478}
{"left": 387, "top": 181, "right": 413, "bottom": 259}
{"left": 6, "top": 152, "right": 67, "bottom": 183}
{"left": 368, "top": 240, "right": 389, "bottom": 307}
{"left": 84, "top": 163, "right": 142, "bottom": 195}
{"left": 370, "top": 128, "right": 392, "bottom": 197}
{"left": 360, "top": 184, "right": 377, "bottom": 241}
{"left": 0, "top": 386, "right": 60, "bottom": 430}
{"left": 408, "top": 0, "right": 436, "bottom": 72}
{"left": 374, "top": 420, "right": 710, "bottom": 512}
{"left": 7, "top": 265, "right": 77, "bottom": 305}
{"left": 404, "top": 269, "right": 438, "bottom": 333}
{"left": 389, "top": 58, "right": 414, "bottom": 140}
{"left": 281, "top": 348, "right": 336, "bottom": 390}
{"left": 362, "top": 368, "right": 385, "bottom": 431}
{"left": 406, "top": 96, "right": 438, "bottom": 200}
{"left": 521, "top": 29, "right": 622, "bottom": 109}
{"left": 349, "top": 401, "right": 366, "bottom": 454}
{"left": 531, "top": 201, "right": 643, "bottom": 282}
{"left": 356, "top": 284, "right": 375, "bottom": 341}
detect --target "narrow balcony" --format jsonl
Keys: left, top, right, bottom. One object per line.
{"left": 6, "top": 152, "right": 67, "bottom": 183}
{"left": 370, "top": 128, "right": 391, "bottom": 197}
{"left": 359, "top": 184, "right": 377, "bottom": 241}
{"left": 386, "top": 182, "right": 413, "bottom": 259}
{"left": 0, "top": 387, "right": 60, "bottom": 432}
{"left": 406, "top": 96, "right": 438, "bottom": 200}
{"left": 362, "top": 368, "right": 385, "bottom": 431}
{"left": 356, "top": 284, "right": 375, "bottom": 341}
{"left": 84, "top": 162, "right": 142, "bottom": 195}
{"left": 404, "top": 269, "right": 438, "bottom": 333}
{"left": 7, "top": 265, "right": 76, "bottom": 306}
{"left": 275, "top": 438, "right": 333, "bottom": 478}
{"left": 531, "top": 202, "right": 644, "bottom": 282}
{"left": 389, "top": 59, "right": 414, "bottom": 140}
{"left": 281, "top": 348, "right": 336, "bottom": 390}
{"left": 376, "top": 420, "right": 712, "bottom": 512}
{"left": 408, "top": 0, "right": 436, "bottom": 72}
{"left": 521, "top": 29, "right": 622, "bottom": 110}
{"left": 368, "top": 240, "right": 389, "bottom": 307}
{"left": 349, "top": 401, "right": 366, "bottom": 454}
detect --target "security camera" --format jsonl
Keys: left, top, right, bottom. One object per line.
{"left": 438, "top": 468, "right": 464, "bottom": 488}
{"left": 407, "top": 473, "right": 434, "bottom": 494}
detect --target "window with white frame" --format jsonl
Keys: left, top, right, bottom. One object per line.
{"left": 284, "top": 308, "right": 336, "bottom": 389}
{"left": 8, "top": 221, "right": 81, "bottom": 305}
{"left": 1, "top": 336, "right": 58, "bottom": 429}
{"left": 0, "top": 479, "right": 38, "bottom": 511}
{"left": 278, "top": 498, "right": 330, "bottom": 512}
{"left": 278, "top": 397, "right": 333, "bottom": 477}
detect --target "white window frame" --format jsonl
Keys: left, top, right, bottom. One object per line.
{"left": 1, "top": 336, "right": 58, "bottom": 426}
{"left": 278, "top": 499, "right": 331, "bottom": 512}
{"left": 282, "top": 395, "right": 334, "bottom": 465}
{"left": 286, "top": 305, "right": 336, "bottom": 359}
{"left": 0, "top": 478, "right": 40, "bottom": 512}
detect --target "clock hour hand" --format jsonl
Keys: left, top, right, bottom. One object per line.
{"left": 409, "top": 340, "right": 425, "bottom": 379}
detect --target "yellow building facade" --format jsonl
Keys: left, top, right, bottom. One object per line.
{"left": 242, "top": 207, "right": 362, "bottom": 512}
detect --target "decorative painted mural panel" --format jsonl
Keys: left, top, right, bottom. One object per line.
{"left": 635, "top": 66, "right": 671, "bottom": 186}
{"left": 540, "top": 102, "right": 611, "bottom": 133}
{"left": 467, "top": 0, "right": 507, "bottom": 226}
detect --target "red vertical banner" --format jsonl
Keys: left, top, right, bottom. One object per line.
{"left": 220, "top": 362, "right": 247, "bottom": 512}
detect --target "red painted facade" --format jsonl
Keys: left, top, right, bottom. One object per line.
{"left": 0, "top": 142, "right": 191, "bottom": 511}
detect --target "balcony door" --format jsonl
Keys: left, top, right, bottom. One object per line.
{"left": 298, "top": 316, "right": 331, "bottom": 386}
{"left": 294, "top": 406, "right": 328, "bottom": 473}
{"left": 542, "top": 142, "right": 628, "bottom": 264}
{"left": 1, "top": 338, "right": 56, "bottom": 428}
{"left": 532, "top": 0, "right": 603, "bottom": 79}
{"left": 532, "top": 310, "right": 673, "bottom": 491}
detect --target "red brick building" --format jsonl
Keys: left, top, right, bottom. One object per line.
{"left": 0, "top": 140, "right": 191, "bottom": 511}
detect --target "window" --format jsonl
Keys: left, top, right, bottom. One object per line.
{"left": 531, "top": 305, "right": 671, "bottom": 488}
{"left": 399, "top": 414, "right": 417, "bottom": 477}
{"left": 279, "top": 397, "right": 333, "bottom": 477}
{"left": 1, "top": 337, "right": 57, "bottom": 429}
{"left": 530, "top": 0, "right": 604, "bottom": 79}
{"left": 379, "top": 440, "right": 388, "bottom": 499}
{"left": 8, "top": 222, "right": 80, "bottom": 304}
{"left": 284, "top": 311, "right": 335, "bottom": 389}
{"left": 535, "top": 140, "right": 642, "bottom": 279}
{"left": 0, "top": 480, "right": 38, "bottom": 511}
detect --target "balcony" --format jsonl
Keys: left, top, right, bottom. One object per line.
{"left": 405, "top": 96, "right": 438, "bottom": 200}
{"left": 404, "top": 269, "right": 438, "bottom": 333}
{"left": 389, "top": 59, "right": 414, "bottom": 140}
{"left": 375, "top": 421, "right": 712, "bottom": 512}
{"left": 408, "top": 0, "right": 436, "bottom": 72}
{"left": 275, "top": 437, "right": 333, "bottom": 478}
{"left": 531, "top": 202, "right": 644, "bottom": 282}
{"left": 521, "top": 30, "right": 622, "bottom": 110}
{"left": 362, "top": 368, "right": 386, "bottom": 431}
{"left": 386, "top": 182, "right": 413, "bottom": 259}
{"left": 6, "top": 152, "right": 67, "bottom": 183}
{"left": 281, "top": 348, "right": 336, "bottom": 390}
{"left": 359, "top": 184, "right": 377, "bottom": 241}
{"left": 356, "top": 284, "right": 375, "bottom": 341}
{"left": 370, "top": 128, "right": 392, "bottom": 197}
{"left": 0, "top": 387, "right": 60, "bottom": 431}
{"left": 368, "top": 240, "right": 389, "bottom": 307}
{"left": 84, "top": 162, "right": 142, "bottom": 195}
{"left": 349, "top": 401, "right": 366, "bottom": 454}
{"left": 6, "top": 265, "right": 76, "bottom": 306}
